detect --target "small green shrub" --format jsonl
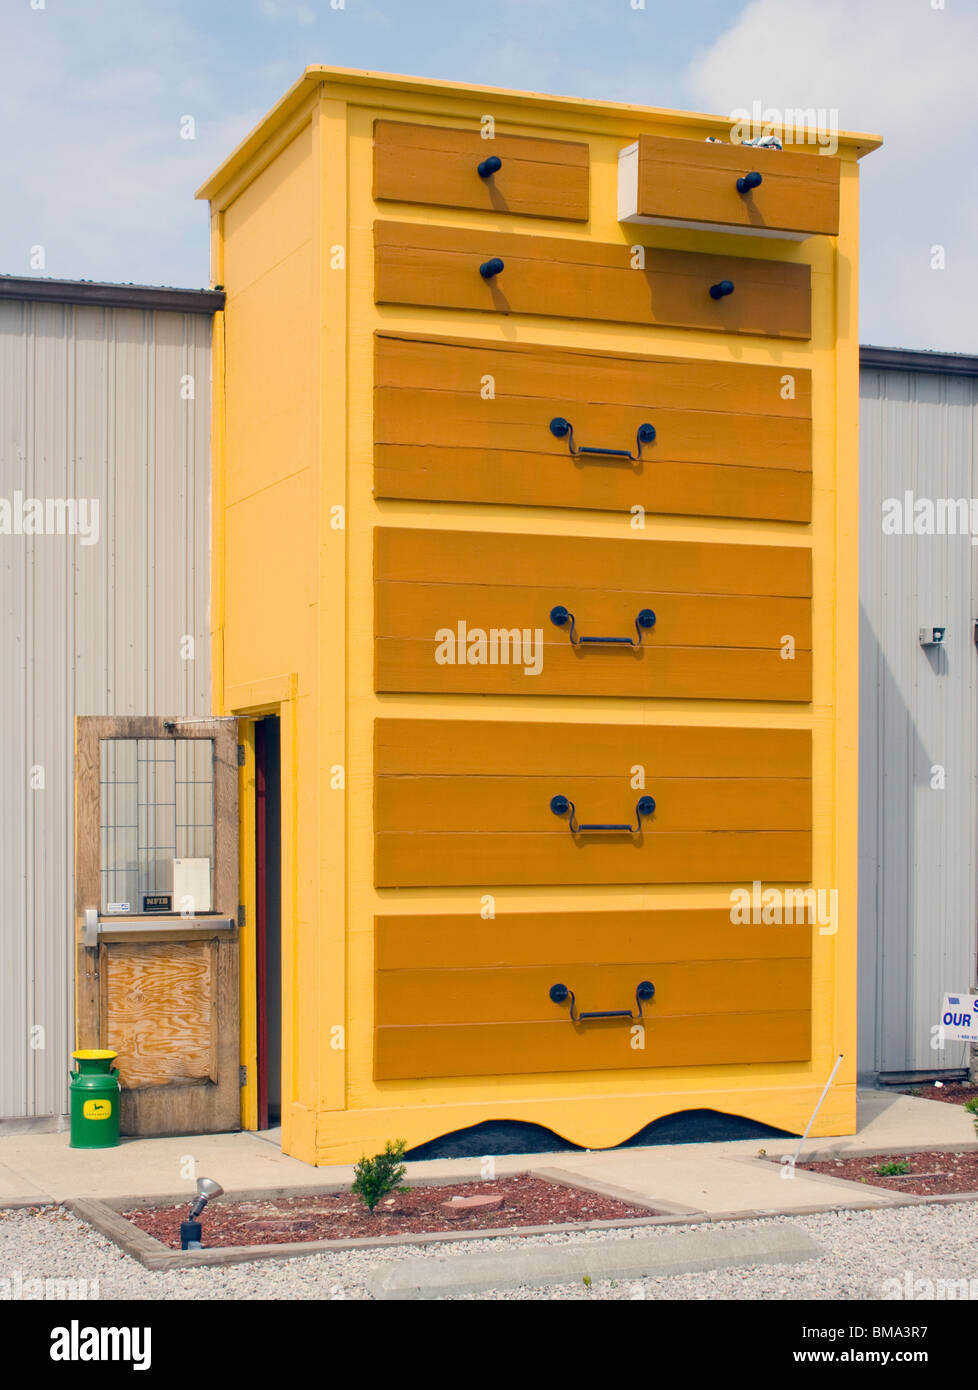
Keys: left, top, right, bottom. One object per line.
{"left": 351, "top": 1139, "right": 407, "bottom": 1213}
{"left": 965, "top": 1096, "right": 978, "bottom": 1136}
{"left": 873, "top": 1160, "right": 911, "bottom": 1177}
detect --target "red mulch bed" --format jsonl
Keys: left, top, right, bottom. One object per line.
{"left": 799, "top": 1150, "right": 978, "bottom": 1196}
{"left": 122, "top": 1174, "right": 655, "bottom": 1248}
{"left": 900, "top": 1082, "right": 978, "bottom": 1106}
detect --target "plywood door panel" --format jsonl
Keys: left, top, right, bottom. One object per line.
{"left": 101, "top": 942, "right": 216, "bottom": 1088}
{"left": 374, "top": 221, "right": 812, "bottom": 338}
{"left": 373, "top": 333, "right": 812, "bottom": 521}
{"left": 374, "top": 527, "right": 812, "bottom": 701}
{"left": 373, "top": 121, "right": 589, "bottom": 220}
{"left": 374, "top": 718, "right": 812, "bottom": 887}
{"left": 622, "top": 135, "right": 840, "bottom": 237}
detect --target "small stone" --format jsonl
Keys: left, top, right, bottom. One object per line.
{"left": 441, "top": 1194, "right": 505, "bottom": 1219}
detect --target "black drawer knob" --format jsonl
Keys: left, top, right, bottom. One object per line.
{"left": 550, "top": 793, "right": 655, "bottom": 834}
{"left": 736, "top": 171, "right": 763, "bottom": 194}
{"left": 478, "top": 155, "right": 502, "bottom": 179}
{"left": 479, "top": 257, "right": 505, "bottom": 280}
{"left": 709, "top": 279, "right": 735, "bottom": 300}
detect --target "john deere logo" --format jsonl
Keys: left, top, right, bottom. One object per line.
{"left": 82, "top": 1100, "right": 112, "bottom": 1120}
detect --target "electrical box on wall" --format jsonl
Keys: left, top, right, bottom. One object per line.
{"left": 919, "top": 627, "right": 946, "bottom": 648}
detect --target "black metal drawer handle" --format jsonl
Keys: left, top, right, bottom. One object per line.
{"left": 736, "top": 171, "right": 762, "bottom": 194}
{"left": 549, "top": 980, "right": 655, "bottom": 1022}
{"left": 709, "top": 279, "right": 735, "bottom": 300}
{"left": 550, "top": 605, "right": 656, "bottom": 646}
{"left": 480, "top": 257, "right": 505, "bottom": 279}
{"left": 478, "top": 155, "right": 502, "bottom": 178}
{"left": 550, "top": 794, "right": 655, "bottom": 834}
{"left": 550, "top": 417, "right": 655, "bottom": 460}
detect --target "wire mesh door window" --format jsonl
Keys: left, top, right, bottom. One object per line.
{"left": 99, "top": 739, "right": 214, "bottom": 914}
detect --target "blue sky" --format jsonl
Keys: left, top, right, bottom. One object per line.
{"left": 1, "top": 0, "right": 975, "bottom": 351}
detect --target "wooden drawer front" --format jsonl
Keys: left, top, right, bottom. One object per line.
{"left": 374, "top": 334, "right": 812, "bottom": 522}
{"left": 375, "top": 528, "right": 812, "bottom": 702}
{"left": 375, "top": 908, "right": 812, "bottom": 1079}
{"left": 375, "top": 719, "right": 811, "bottom": 887}
{"left": 375, "top": 221, "right": 812, "bottom": 340}
{"left": 373, "top": 121, "right": 589, "bottom": 221}
{"left": 619, "top": 135, "right": 841, "bottom": 239}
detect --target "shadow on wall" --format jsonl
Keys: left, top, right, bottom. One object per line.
{"left": 404, "top": 1112, "right": 796, "bottom": 1161}
{"left": 858, "top": 599, "right": 972, "bottom": 1078}
{"left": 859, "top": 598, "right": 921, "bottom": 1079}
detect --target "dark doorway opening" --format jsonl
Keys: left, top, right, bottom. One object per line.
{"left": 255, "top": 716, "right": 282, "bottom": 1130}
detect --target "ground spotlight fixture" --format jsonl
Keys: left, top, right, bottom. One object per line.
{"left": 180, "top": 1176, "right": 224, "bottom": 1250}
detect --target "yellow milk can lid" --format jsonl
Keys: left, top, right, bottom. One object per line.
{"left": 72, "top": 1049, "right": 118, "bottom": 1060}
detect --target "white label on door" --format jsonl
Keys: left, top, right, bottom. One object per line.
{"left": 172, "top": 858, "right": 212, "bottom": 913}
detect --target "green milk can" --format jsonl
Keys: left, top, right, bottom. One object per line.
{"left": 69, "top": 1050, "right": 120, "bottom": 1148}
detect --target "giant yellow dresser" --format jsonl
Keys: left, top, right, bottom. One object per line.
{"left": 198, "top": 68, "right": 880, "bottom": 1165}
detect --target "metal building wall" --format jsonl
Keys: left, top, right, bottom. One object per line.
{"left": 0, "top": 298, "right": 212, "bottom": 1123}
{"left": 859, "top": 363, "right": 978, "bottom": 1078}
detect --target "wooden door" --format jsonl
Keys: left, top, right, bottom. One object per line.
{"left": 74, "top": 716, "right": 239, "bottom": 1136}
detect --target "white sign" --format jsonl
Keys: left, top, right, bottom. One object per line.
{"left": 106, "top": 902, "right": 130, "bottom": 914}
{"left": 172, "top": 858, "right": 211, "bottom": 913}
{"left": 940, "top": 993, "right": 978, "bottom": 1042}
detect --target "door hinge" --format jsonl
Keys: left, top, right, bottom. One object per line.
{"left": 239, "top": 1065, "right": 247, "bottom": 1087}
{"left": 238, "top": 904, "right": 246, "bottom": 927}
{"left": 237, "top": 743, "right": 246, "bottom": 766}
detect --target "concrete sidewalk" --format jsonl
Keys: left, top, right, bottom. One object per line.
{"left": 1, "top": 1088, "right": 974, "bottom": 1216}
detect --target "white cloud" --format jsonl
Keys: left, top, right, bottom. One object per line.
{"left": 257, "top": 0, "right": 318, "bottom": 24}
{"left": 0, "top": 1, "right": 264, "bottom": 286}
{"left": 685, "top": 0, "right": 977, "bottom": 140}
{"left": 684, "top": 0, "right": 978, "bottom": 352}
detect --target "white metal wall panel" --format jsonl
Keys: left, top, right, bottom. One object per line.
{"left": 859, "top": 366, "right": 978, "bottom": 1077}
{"left": 0, "top": 299, "right": 212, "bottom": 1121}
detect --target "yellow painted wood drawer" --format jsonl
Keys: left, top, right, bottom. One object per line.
{"left": 373, "top": 121, "right": 589, "bottom": 221}
{"left": 374, "top": 333, "right": 812, "bottom": 521}
{"left": 375, "top": 719, "right": 811, "bottom": 887}
{"left": 375, "top": 527, "right": 812, "bottom": 702}
{"left": 375, "top": 908, "right": 812, "bottom": 1079}
{"left": 619, "top": 135, "right": 841, "bottom": 239}
{"left": 374, "top": 221, "right": 812, "bottom": 339}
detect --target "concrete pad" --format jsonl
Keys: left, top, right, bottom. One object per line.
{"left": 0, "top": 1130, "right": 547, "bottom": 1205}
{"left": 537, "top": 1149, "right": 897, "bottom": 1215}
{"left": 794, "top": 1089, "right": 977, "bottom": 1155}
{"left": 365, "top": 1224, "right": 822, "bottom": 1300}
{"left": 1, "top": 1087, "right": 972, "bottom": 1215}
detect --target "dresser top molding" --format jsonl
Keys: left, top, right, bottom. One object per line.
{"left": 196, "top": 65, "right": 882, "bottom": 208}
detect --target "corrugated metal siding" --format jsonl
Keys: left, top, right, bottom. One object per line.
{"left": 0, "top": 300, "right": 211, "bottom": 1120}
{"left": 859, "top": 367, "right": 978, "bottom": 1076}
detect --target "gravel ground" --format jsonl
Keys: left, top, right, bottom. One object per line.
{"left": 2, "top": 1201, "right": 977, "bottom": 1300}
